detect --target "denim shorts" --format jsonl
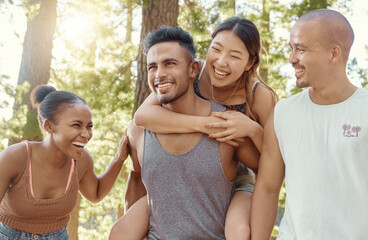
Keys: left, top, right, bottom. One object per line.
{"left": 232, "top": 162, "right": 256, "bottom": 193}
{"left": 0, "top": 223, "right": 69, "bottom": 240}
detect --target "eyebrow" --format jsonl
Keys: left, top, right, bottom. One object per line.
{"left": 148, "top": 58, "right": 178, "bottom": 66}
{"left": 212, "top": 41, "right": 243, "bottom": 54}
{"left": 70, "top": 120, "right": 93, "bottom": 125}
{"left": 289, "top": 42, "right": 308, "bottom": 49}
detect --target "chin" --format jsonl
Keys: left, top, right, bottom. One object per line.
{"left": 71, "top": 150, "right": 85, "bottom": 159}
{"left": 296, "top": 79, "right": 308, "bottom": 89}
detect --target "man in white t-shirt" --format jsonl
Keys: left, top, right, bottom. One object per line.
{"left": 251, "top": 9, "right": 368, "bottom": 240}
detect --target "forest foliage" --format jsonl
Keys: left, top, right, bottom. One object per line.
{"left": 0, "top": 0, "right": 367, "bottom": 239}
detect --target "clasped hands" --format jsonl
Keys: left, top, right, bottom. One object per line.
{"left": 204, "top": 111, "right": 260, "bottom": 147}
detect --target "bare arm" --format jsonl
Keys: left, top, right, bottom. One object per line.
{"left": 125, "top": 171, "right": 146, "bottom": 211}
{"left": 124, "top": 120, "right": 147, "bottom": 211}
{"left": 204, "top": 84, "right": 276, "bottom": 151}
{"left": 250, "top": 110, "right": 285, "bottom": 240}
{"left": 78, "top": 130, "right": 129, "bottom": 203}
{"left": 252, "top": 83, "right": 277, "bottom": 127}
{"left": 0, "top": 143, "right": 26, "bottom": 203}
{"left": 234, "top": 137, "right": 260, "bottom": 173}
{"left": 134, "top": 92, "right": 217, "bottom": 134}
{"left": 208, "top": 111, "right": 264, "bottom": 152}
{"left": 109, "top": 122, "right": 148, "bottom": 240}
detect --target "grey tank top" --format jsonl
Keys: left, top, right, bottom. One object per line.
{"left": 142, "top": 101, "right": 233, "bottom": 240}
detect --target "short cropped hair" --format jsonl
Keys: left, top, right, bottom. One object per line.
{"left": 299, "top": 9, "right": 354, "bottom": 59}
{"left": 143, "top": 26, "right": 196, "bottom": 60}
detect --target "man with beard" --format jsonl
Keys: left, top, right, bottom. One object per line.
{"left": 121, "top": 26, "right": 259, "bottom": 239}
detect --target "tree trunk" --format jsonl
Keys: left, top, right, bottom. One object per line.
{"left": 259, "top": 0, "right": 270, "bottom": 84}
{"left": 134, "top": 0, "right": 179, "bottom": 112}
{"left": 9, "top": 0, "right": 57, "bottom": 144}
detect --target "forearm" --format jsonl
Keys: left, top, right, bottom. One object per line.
{"left": 248, "top": 123, "right": 263, "bottom": 152}
{"left": 135, "top": 105, "right": 210, "bottom": 134}
{"left": 250, "top": 185, "right": 280, "bottom": 240}
{"left": 94, "top": 156, "right": 125, "bottom": 202}
{"left": 236, "top": 138, "right": 260, "bottom": 173}
{"left": 125, "top": 171, "right": 146, "bottom": 211}
{"left": 134, "top": 93, "right": 212, "bottom": 134}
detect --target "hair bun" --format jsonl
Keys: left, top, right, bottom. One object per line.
{"left": 30, "top": 85, "right": 57, "bottom": 109}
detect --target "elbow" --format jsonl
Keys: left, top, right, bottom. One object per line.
{"left": 89, "top": 195, "right": 102, "bottom": 203}
{"left": 133, "top": 109, "right": 145, "bottom": 127}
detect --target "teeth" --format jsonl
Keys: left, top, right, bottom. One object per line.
{"left": 214, "top": 68, "right": 229, "bottom": 76}
{"left": 72, "top": 142, "right": 86, "bottom": 147}
{"left": 295, "top": 69, "right": 304, "bottom": 73}
{"left": 157, "top": 83, "right": 172, "bottom": 88}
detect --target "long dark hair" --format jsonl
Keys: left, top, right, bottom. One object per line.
{"left": 212, "top": 17, "right": 277, "bottom": 119}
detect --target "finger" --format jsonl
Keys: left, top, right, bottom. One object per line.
{"left": 210, "top": 111, "right": 234, "bottom": 119}
{"left": 234, "top": 137, "right": 246, "bottom": 142}
{"left": 209, "top": 130, "right": 233, "bottom": 139}
{"left": 215, "top": 135, "right": 237, "bottom": 142}
{"left": 118, "top": 129, "right": 130, "bottom": 159}
{"left": 120, "top": 129, "right": 129, "bottom": 146}
{"left": 219, "top": 139, "right": 239, "bottom": 147}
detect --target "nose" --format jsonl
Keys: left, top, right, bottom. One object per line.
{"left": 289, "top": 50, "right": 298, "bottom": 64}
{"left": 81, "top": 128, "right": 92, "bottom": 139}
{"left": 216, "top": 53, "right": 228, "bottom": 67}
{"left": 155, "top": 66, "right": 167, "bottom": 80}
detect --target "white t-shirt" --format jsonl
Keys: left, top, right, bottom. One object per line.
{"left": 274, "top": 88, "right": 368, "bottom": 240}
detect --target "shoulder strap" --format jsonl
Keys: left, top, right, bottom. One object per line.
{"left": 252, "top": 81, "right": 261, "bottom": 96}
{"left": 64, "top": 159, "right": 76, "bottom": 194}
{"left": 22, "top": 140, "right": 35, "bottom": 197}
{"left": 198, "top": 60, "right": 206, "bottom": 80}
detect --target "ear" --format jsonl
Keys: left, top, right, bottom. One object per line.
{"left": 245, "top": 56, "right": 256, "bottom": 71}
{"left": 43, "top": 119, "right": 53, "bottom": 134}
{"left": 189, "top": 60, "right": 200, "bottom": 79}
{"left": 330, "top": 45, "right": 341, "bottom": 64}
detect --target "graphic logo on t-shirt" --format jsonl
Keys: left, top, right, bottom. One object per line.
{"left": 342, "top": 124, "right": 361, "bottom": 137}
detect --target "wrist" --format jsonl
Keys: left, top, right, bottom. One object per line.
{"left": 113, "top": 154, "right": 126, "bottom": 166}
{"left": 249, "top": 122, "right": 263, "bottom": 140}
{"left": 193, "top": 116, "right": 208, "bottom": 133}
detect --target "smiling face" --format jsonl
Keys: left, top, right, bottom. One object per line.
{"left": 47, "top": 102, "right": 93, "bottom": 159}
{"left": 147, "top": 41, "right": 196, "bottom": 105}
{"left": 206, "top": 30, "right": 252, "bottom": 88}
{"left": 289, "top": 21, "right": 333, "bottom": 89}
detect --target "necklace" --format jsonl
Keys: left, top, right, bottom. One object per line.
{"left": 211, "top": 78, "right": 241, "bottom": 104}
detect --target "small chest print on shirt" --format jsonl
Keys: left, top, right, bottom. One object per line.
{"left": 342, "top": 124, "right": 361, "bottom": 137}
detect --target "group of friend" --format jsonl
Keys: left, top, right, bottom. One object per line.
{"left": 0, "top": 8, "right": 367, "bottom": 240}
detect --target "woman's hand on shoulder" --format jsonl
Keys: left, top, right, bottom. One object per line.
{"left": 114, "top": 129, "right": 129, "bottom": 163}
{"left": 0, "top": 143, "right": 27, "bottom": 201}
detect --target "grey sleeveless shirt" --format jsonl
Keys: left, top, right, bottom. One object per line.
{"left": 142, "top": 101, "right": 233, "bottom": 240}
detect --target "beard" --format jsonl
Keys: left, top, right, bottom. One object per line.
{"left": 156, "top": 87, "right": 189, "bottom": 105}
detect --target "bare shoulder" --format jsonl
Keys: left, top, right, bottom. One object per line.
{"left": 0, "top": 142, "right": 28, "bottom": 183}
{"left": 253, "top": 82, "right": 275, "bottom": 104}
{"left": 128, "top": 120, "right": 144, "bottom": 149}
{"left": 0, "top": 142, "right": 27, "bottom": 165}
{"left": 127, "top": 120, "right": 144, "bottom": 171}
{"left": 252, "top": 82, "right": 276, "bottom": 127}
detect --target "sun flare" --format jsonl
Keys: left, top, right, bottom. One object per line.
{"left": 60, "top": 15, "right": 92, "bottom": 40}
